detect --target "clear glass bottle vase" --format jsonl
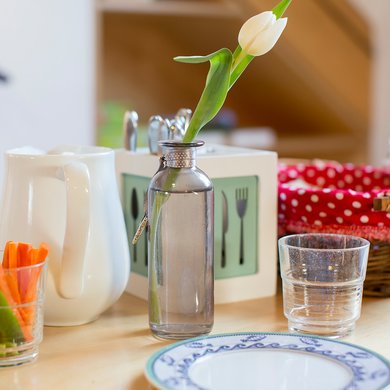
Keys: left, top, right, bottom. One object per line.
{"left": 148, "top": 140, "right": 214, "bottom": 339}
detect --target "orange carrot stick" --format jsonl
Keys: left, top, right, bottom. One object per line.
{"left": 32, "top": 243, "right": 49, "bottom": 265}
{"left": 3, "top": 242, "right": 20, "bottom": 300}
{"left": 22, "top": 244, "right": 48, "bottom": 308}
{"left": 7, "top": 241, "right": 18, "bottom": 269}
{"left": 17, "top": 243, "right": 33, "bottom": 298}
{"left": 0, "top": 264, "right": 17, "bottom": 306}
{"left": 2, "top": 241, "right": 11, "bottom": 268}
{"left": 4, "top": 271, "right": 21, "bottom": 305}
{"left": 20, "top": 243, "right": 48, "bottom": 335}
{"left": 17, "top": 242, "right": 32, "bottom": 267}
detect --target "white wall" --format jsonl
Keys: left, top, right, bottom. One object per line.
{"left": 0, "top": 0, "right": 95, "bottom": 190}
{"left": 349, "top": 0, "right": 390, "bottom": 165}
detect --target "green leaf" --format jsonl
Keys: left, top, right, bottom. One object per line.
{"left": 175, "top": 48, "right": 233, "bottom": 143}
{"left": 272, "top": 0, "right": 292, "bottom": 19}
{"left": 174, "top": 54, "right": 216, "bottom": 64}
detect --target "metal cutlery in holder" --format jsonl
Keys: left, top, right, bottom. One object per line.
{"left": 116, "top": 144, "right": 278, "bottom": 303}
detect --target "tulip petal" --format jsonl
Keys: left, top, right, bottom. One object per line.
{"left": 249, "top": 17, "right": 288, "bottom": 56}
{"left": 240, "top": 11, "right": 276, "bottom": 35}
{"left": 240, "top": 16, "right": 287, "bottom": 56}
{"left": 238, "top": 11, "right": 276, "bottom": 53}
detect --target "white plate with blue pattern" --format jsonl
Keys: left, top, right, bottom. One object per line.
{"left": 145, "top": 332, "right": 390, "bottom": 390}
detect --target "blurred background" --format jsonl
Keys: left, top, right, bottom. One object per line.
{"left": 1, "top": 0, "right": 390, "bottom": 189}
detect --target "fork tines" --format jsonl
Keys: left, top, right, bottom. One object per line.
{"left": 236, "top": 187, "right": 248, "bottom": 218}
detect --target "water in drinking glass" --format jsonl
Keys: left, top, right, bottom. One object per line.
{"left": 278, "top": 234, "right": 370, "bottom": 338}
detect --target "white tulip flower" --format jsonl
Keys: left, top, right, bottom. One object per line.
{"left": 238, "top": 11, "right": 288, "bottom": 57}
{"left": 175, "top": 0, "right": 292, "bottom": 141}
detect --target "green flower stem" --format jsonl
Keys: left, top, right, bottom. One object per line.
{"left": 229, "top": 46, "right": 254, "bottom": 90}
{"left": 148, "top": 166, "right": 179, "bottom": 325}
{"left": 148, "top": 191, "right": 167, "bottom": 324}
{"left": 272, "top": 0, "right": 292, "bottom": 18}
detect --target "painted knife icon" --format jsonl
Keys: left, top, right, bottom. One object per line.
{"left": 221, "top": 190, "right": 228, "bottom": 268}
{"left": 131, "top": 188, "right": 139, "bottom": 263}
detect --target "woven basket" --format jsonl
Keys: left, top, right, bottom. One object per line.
{"left": 366, "top": 240, "right": 390, "bottom": 296}
{"left": 278, "top": 161, "right": 390, "bottom": 297}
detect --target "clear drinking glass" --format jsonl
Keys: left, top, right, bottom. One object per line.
{"left": 0, "top": 258, "right": 47, "bottom": 366}
{"left": 278, "top": 233, "right": 370, "bottom": 338}
{"left": 148, "top": 141, "right": 214, "bottom": 340}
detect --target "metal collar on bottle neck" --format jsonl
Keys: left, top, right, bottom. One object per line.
{"left": 160, "top": 141, "right": 204, "bottom": 168}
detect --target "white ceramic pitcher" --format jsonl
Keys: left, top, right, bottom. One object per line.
{"left": 0, "top": 145, "right": 130, "bottom": 326}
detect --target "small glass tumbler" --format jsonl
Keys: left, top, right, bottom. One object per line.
{"left": 278, "top": 233, "right": 370, "bottom": 338}
{"left": 0, "top": 258, "right": 47, "bottom": 367}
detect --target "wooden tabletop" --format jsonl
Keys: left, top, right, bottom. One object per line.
{"left": 1, "top": 289, "right": 389, "bottom": 389}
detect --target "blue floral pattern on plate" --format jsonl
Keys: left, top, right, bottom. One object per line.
{"left": 145, "top": 332, "right": 390, "bottom": 390}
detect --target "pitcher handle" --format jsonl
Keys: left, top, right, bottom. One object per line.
{"left": 59, "top": 161, "right": 90, "bottom": 299}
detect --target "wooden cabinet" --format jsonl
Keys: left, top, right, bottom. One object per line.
{"left": 96, "top": 0, "right": 371, "bottom": 163}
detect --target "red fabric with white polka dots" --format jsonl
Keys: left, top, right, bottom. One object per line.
{"left": 278, "top": 161, "right": 390, "bottom": 241}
